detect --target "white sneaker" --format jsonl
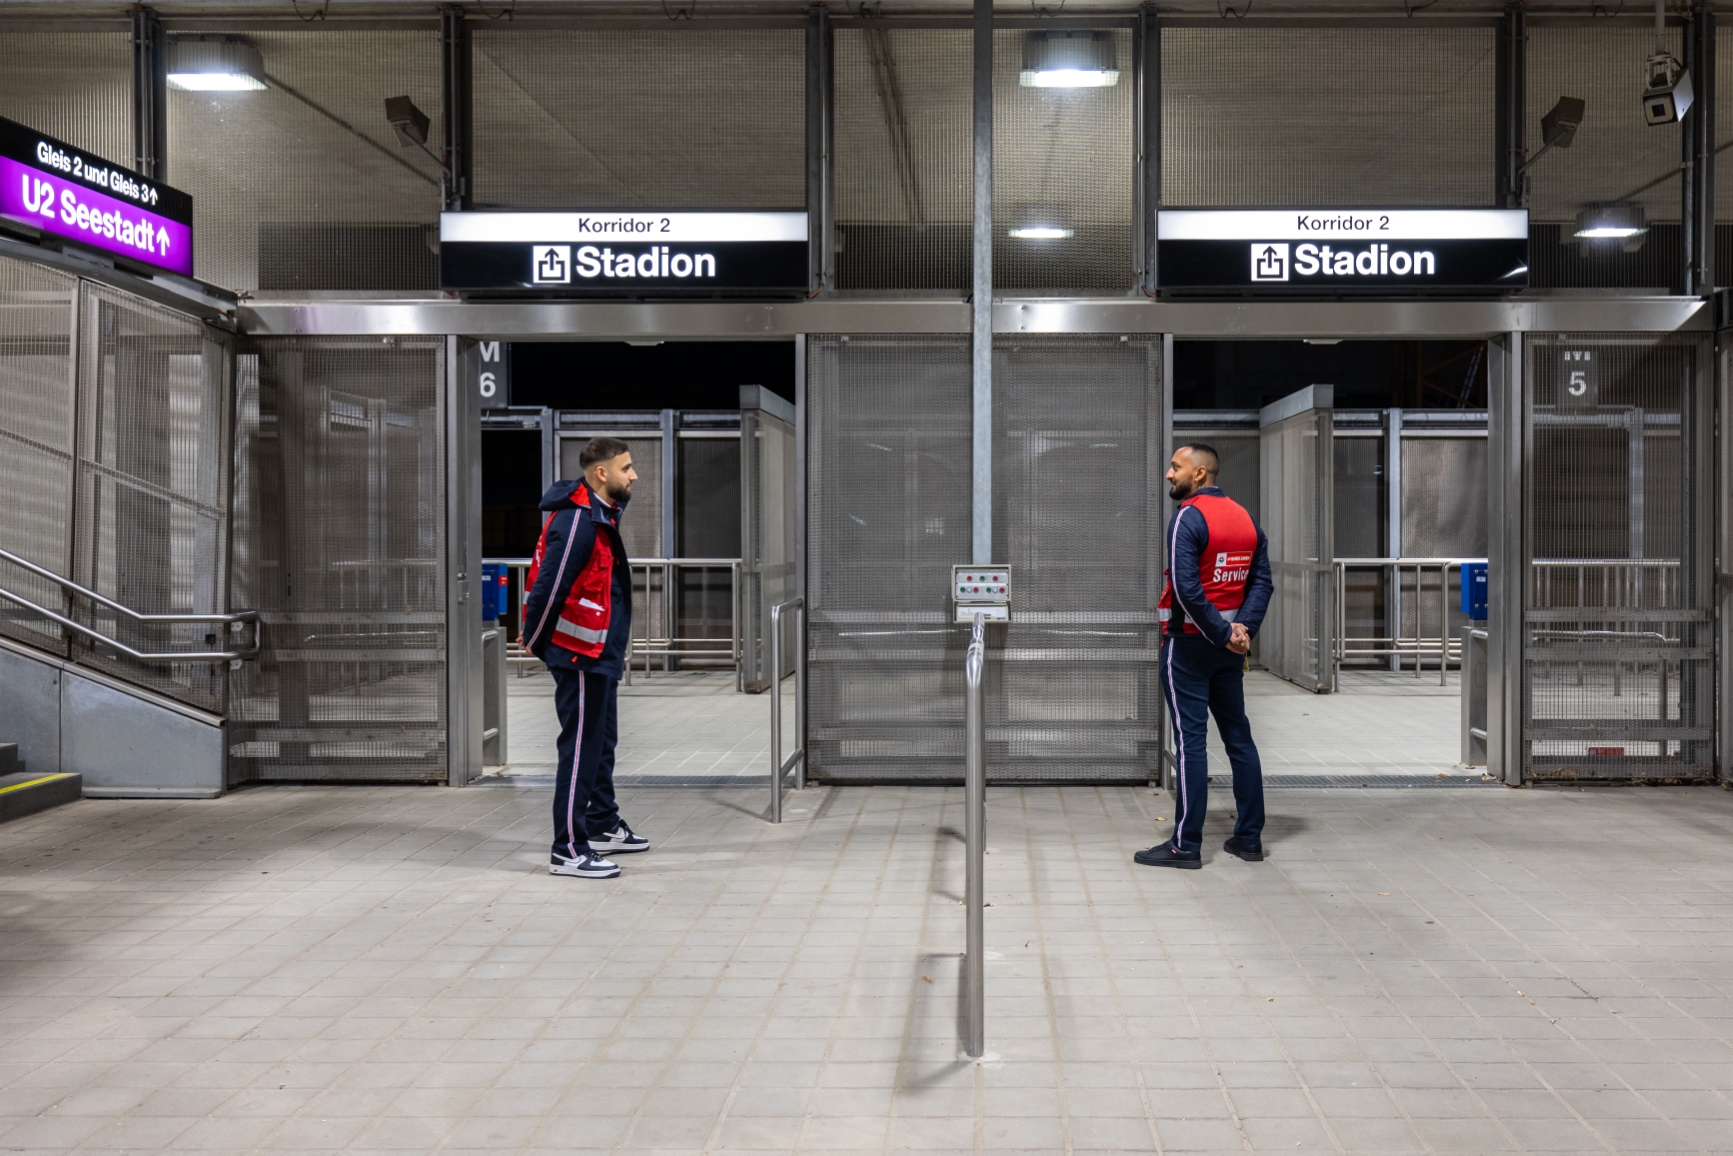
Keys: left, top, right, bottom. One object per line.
{"left": 589, "top": 822, "right": 650, "bottom": 854}
{"left": 549, "top": 851, "right": 620, "bottom": 878}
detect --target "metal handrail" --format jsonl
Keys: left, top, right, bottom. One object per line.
{"left": 768, "top": 596, "right": 806, "bottom": 824}
{"left": 0, "top": 546, "right": 259, "bottom": 662}
{"left": 964, "top": 611, "right": 986, "bottom": 1060}
{"left": 1334, "top": 557, "right": 1484, "bottom": 686}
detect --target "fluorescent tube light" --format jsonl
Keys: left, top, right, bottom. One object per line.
{"left": 167, "top": 36, "right": 268, "bottom": 92}
{"left": 1009, "top": 226, "right": 1074, "bottom": 239}
{"left": 168, "top": 72, "right": 266, "bottom": 91}
{"left": 1022, "top": 69, "right": 1119, "bottom": 88}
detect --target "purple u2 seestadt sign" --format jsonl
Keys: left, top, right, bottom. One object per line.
{"left": 0, "top": 116, "right": 193, "bottom": 279}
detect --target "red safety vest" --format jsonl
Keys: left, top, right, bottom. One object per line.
{"left": 1157, "top": 492, "right": 1258, "bottom": 635}
{"left": 525, "top": 483, "right": 615, "bottom": 658}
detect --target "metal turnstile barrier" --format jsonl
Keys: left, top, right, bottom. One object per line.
{"left": 1461, "top": 625, "right": 1489, "bottom": 766}
{"left": 1333, "top": 557, "right": 1484, "bottom": 685}
{"left": 768, "top": 596, "right": 806, "bottom": 823}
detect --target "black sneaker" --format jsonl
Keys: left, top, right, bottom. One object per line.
{"left": 588, "top": 821, "right": 650, "bottom": 854}
{"left": 1222, "top": 836, "right": 1264, "bottom": 862}
{"left": 549, "top": 851, "right": 620, "bottom": 878}
{"left": 1134, "top": 842, "right": 1202, "bottom": 870}
{"left": 1226, "top": 835, "right": 1268, "bottom": 863}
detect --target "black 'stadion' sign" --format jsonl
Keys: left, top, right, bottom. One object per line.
{"left": 439, "top": 211, "right": 808, "bottom": 294}
{"left": 1157, "top": 209, "right": 1529, "bottom": 293}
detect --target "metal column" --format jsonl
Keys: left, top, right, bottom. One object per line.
{"left": 964, "top": 612, "right": 986, "bottom": 1058}
{"left": 441, "top": 4, "right": 473, "bottom": 211}
{"left": 1486, "top": 334, "right": 1524, "bottom": 784}
{"left": 131, "top": 6, "right": 166, "bottom": 182}
{"left": 1495, "top": 3, "right": 1526, "bottom": 208}
{"left": 1384, "top": 407, "right": 1404, "bottom": 670}
{"left": 806, "top": 6, "right": 834, "bottom": 296}
{"left": 1719, "top": 340, "right": 1732, "bottom": 781}
{"left": 1138, "top": 6, "right": 1160, "bottom": 296}
{"left": 970, "top": 0, "right": 993, "bottom": 565}
{"left": 447, "top": 338, "right": 484, "bottom": 785}
{"left": 1684, "top": 2, "right": 1715, "bottom": 296}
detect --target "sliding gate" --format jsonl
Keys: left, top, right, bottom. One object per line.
{"left": 806, "top": 334, "right": 1163, "bottom": 784}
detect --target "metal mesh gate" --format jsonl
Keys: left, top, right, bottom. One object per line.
{"left": 1522, "top": 334, "right": 1713, "bottom": 781}
{"left": 229, "top": 337, "right": 446, "bottom": 783}
{"left": 993, "top": 336, "right": 1161, "bottom": 781}
{"left": 806, "top": 334, "right": 971, "bottom": 783}
{"left": 1259, "top": 397, "right": 1335, "bottom": 692}
{"left": 741, "top": 403, "right": 796, "bottom": 694}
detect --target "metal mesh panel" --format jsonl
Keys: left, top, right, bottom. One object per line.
{"left": 834, "top": 27, "right": 972, "bottom": 290}
{"left": 0, "top": 32, "right": 132, "bottom": 163}
{"left": 995, "top": 29, "right": 1134, "bottom": 292}
{"left": 740, "top": 409, "right": 796, "bottom": 692}
{"left": 1162, "top": 26, "right": 1494, "bottom": 207}
{"left": 1333, "top": 435, "right": 1384, "bottom": 559}
{"left": 1260, "top": 405, "right": 1333, "bottom": 690}
{"left": 1522, "top": 333, "right": 1712, "bottom": 781}
{"left": 0, "top": 256, "right": 78, "bottom": 656}
{"left": 992, "top": 336, "right": 1160, "bottom": 781}
{"left": 167, "top": 30, "right": 443, "bottom": 292}
{"left": 1527, "top": 24, "right": 1682, "bottom": 225}
{"left": 73, "top": 283, "right": 230, "bottom": 711}
{"left": 1402, "top": 436, "right": 1488, "bottom": 557}
{"left": 230, "top": 337, "right": 446, "bottom": 782}
{"left": 473, "top": 29, "right": 803, "bottom": 209}
{"left": 806, "top": 334, "right": 970, "bottom": 783}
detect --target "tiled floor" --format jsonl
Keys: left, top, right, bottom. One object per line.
{"left": 3, "top": 780, "right": 1731, "bottom": 1154}
{"left": 493, "top": 669, "right": 787, "bottom": 782}
{"left": 496, "top": 668, "right": 1463, "bottom": 784}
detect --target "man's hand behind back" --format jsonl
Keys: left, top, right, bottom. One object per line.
{"left": 1227, "top": 622, "right": 1251, "bottom": 656}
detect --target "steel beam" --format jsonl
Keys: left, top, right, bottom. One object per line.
{"left": 1486, "top": 333, "right": 1524, "bottom": 784}
{"left": 442, "top": 4, "right": 473, "bottom": 211}
{"left": 131, "top": 6, "right": 166, "bottom": 182}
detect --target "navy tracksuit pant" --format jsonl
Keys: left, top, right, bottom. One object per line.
{"left": 550, "top": 668, "right": 622, "bottom": 859}
{"left": 1159, "top": 634, "right": 1266, "bottom": 854}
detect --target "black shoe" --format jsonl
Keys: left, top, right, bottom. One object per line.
{"left": 1222, "top": 836, "right": 1264, "bottom": 862}
{"left": 1134, "top": 842, "right": 1202, "bottom": 870}
{"left": 549, "top": 851, "right": 620, "bottom": 878}
{"left": 589, "top": 821, "right": 650, "bottom": 854}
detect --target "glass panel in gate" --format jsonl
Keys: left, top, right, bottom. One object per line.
{"left": 740, "top": 404, "right": 795, "bottom": 693}
{"left": 230, "top": 338, "right": 446, "bottom": 782}
{"left": 993, "top": 337, "right": 1161, "bottom": 781}
{"left": 1523, "top": 334, "right": 1713, "bottom": 781}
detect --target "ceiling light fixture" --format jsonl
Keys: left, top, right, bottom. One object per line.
{"left": 1574, "top": 203, "right": 1648, "bottom": 251}
{"left": 1020, "top": 31, "right": 1118, "bottom": 88}
{"left": 1008, "top": 226, "right": 1074, "bottom": 239}
{"left": 167, "top": 36, "right": 268, "bottom": 91}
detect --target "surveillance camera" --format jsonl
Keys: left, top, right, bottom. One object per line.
{"left": 1642, "top": 53, "right": 1693, "bottom": 126}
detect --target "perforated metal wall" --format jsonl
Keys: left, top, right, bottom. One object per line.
{"left": 0, "top": 32, "right": 132, "bottom": 164}
{"left": 1162, "top": 25, "right": 1494, "bottom": 207}
{"left": 72, "top": 283, "right": 232, "bottom": 711}
{"left": 1260, "top": 404, "right": 1333, "bottom": 691}
{"left": 230, "top": 337, "right": 447, "bottom": 782}
{"left": 1522, "top": 333, "right": 1713, "bottom": 781}
{"left": 806, "top": 334, "right": 971, "bottom": 783}
{"left": 834, "top": 27, "right": 972, "bottom": 290}
{"left": 993, "top": 336, "right": 1161, "bottom": 781}
{"left": 167, "top": 30, "right": 443, "bottom": 293}
{"left": 0, "top": 257, "right": 78, "bottom": 657}
{"left": 995, "top": 29, "right": 1134, "bottom": 292}
{"left": 473, "top": 29, "right": 803, "bottom": 210}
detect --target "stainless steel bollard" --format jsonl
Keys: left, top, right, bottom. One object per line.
{"left": 964, "top": 611, "right": 986, "bottom": 1059}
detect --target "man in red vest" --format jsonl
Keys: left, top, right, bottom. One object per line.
{"left": 522, "top": 437, "right": 649, "bottom": 878}
{"left": 1136, "top": 443, "right": 1274, "bottom": 870}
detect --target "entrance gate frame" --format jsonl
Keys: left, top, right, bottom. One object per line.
{"left": 239, "top": 293, "right": 1716, "bottom": 787}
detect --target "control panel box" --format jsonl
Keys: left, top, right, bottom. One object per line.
{"left": 953, "top": 565, "right": 1011, "bottom": 623}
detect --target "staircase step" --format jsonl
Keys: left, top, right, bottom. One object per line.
{"left": 0, "top": 771, "right": 82, "bottom": 824}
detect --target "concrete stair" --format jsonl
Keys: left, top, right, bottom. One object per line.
{"left": 0, "top": 744, "right": 81, "bottom": 824}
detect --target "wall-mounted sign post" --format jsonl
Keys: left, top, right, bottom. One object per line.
{"left": 0, "top": 116, "right": 194, "bottom": 278}
{"left": 439, "top": 211, "right": 808, "bottom": 295}
{"left": 1157, "top": 209, "right": 1529, "bottom": 294}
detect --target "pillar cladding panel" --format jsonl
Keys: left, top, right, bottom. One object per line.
{"left": 805, "top": 335, "right": 972, "bottom": 783}
{"left": 991, "top": 336, "right": 1163, "bottom": 782}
